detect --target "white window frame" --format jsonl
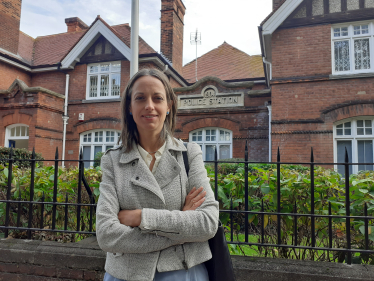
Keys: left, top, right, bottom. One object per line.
{"left": 4, "top": 124, "right": 29, "bottom": 148}
{"left": 331, "top": 20, "right": 374, "bottom": 75}
{"left": 189, "top": 127, "right": 233, "bottom": 161}
{"left": 86, "top": 61, "right": 121, "bottom": 100}
{"left": 79, "top": 129, "right": 121, "bottom": 167}
{"left": 333, "top": 116, "right": 374, "bottom": 174}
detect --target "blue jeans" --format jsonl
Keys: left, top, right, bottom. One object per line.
{"left": 103, "top": 263, "right": 209, "bottom": 281}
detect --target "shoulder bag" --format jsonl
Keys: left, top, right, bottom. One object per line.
{"left": 182, "top": 143, "right": 236, "bottom": 281}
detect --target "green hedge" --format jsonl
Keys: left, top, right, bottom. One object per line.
{"left": 0, "top": 147, "right": 44, "bottom": 168}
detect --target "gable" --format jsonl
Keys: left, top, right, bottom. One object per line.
{"left": 282, "top": 0, "right": 374, "bottom": 28}
{"left": 80, "top": 35, "right": 127, "bottom": 64}
{"left": 60, "top": 19, "right": 132, "bottom": 69}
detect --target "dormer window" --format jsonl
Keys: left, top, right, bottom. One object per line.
{"left": 332, "top": 21, "right": 374, "bottom": 74}
{"left": 86, "top": 61, "right": 121, "bottom": 100}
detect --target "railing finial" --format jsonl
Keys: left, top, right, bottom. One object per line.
{"left": 311, "top": 147, "right": 314, "bottom": 163}
{"left": 55, "top": 147, "right": 59, "bottom": 159}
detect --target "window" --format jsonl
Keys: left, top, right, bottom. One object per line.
{"left": 334, "top": 118, "right": 374, "bottom": 176}
{"left": 5, "top": 124, "right": 29, "bottom": 149}
{"left": 189, "top": 128, "right": 232, "bottom": 161}
{"left": 86, "top": 62, "right": 121, "bottom": 100}
{"left": 332, "top": 22, "right": 374, "bottom": 74}
{"left": 80, "top": 129, "right": 121, "bottom": 168}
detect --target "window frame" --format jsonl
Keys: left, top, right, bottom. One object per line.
{"left": 79, "top": 129, "right": 121, "bottom": 167}
{"left": 333, "top": 117, "right": 374, "bottom": 174}
{"left": 189, "top": 127, "right": 233, "bottom": 161}
{"left": 85, "top": 61, "right": 121, "bottom": 100}
{"left": 331, "top": 21, "right": 374, "bottom": 75}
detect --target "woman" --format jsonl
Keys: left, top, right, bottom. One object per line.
{"left": 96, "top": 68, "right": 219, "bottom": 281}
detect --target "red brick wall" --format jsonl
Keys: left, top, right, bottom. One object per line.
{"left": 174, "top": 80, "right": 269, "bottom": 161}
{"left": 160, "top": 0, "right": 185, "bottom": 75}
{"left": 0, "top": 62, "right": 31, "bottom": 90}
{"left": 31, "top": 71, "right": 67, "bottom": 95}
{"left": 0, "top": 0, "right": 22, "bottom": 54}
{"left": 272, "top": 24, "right": 332, "bottom": 79}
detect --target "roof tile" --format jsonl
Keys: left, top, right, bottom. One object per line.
{"left": 183, "top": 42, "right": 264, "bottom": 82}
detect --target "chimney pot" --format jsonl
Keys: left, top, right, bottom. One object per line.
{"left": 65, "top": 17, "right": 89, "bottom": 33}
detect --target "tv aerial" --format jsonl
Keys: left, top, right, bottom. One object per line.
{"left": 190, "top": 29, "right": 201, "bottom": 82}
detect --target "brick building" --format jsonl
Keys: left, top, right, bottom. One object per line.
{"left": 261, "top": 0, "right": 374, "bottom": 174}
{"left": 0, "top": 0, "right": 269, "bottom": 166}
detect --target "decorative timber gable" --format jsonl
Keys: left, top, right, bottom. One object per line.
{"left": 80, "top": 35, "right": 126, "bottom": 64}
{"left": 282, "top": 0, "right": 374, "bottom": 28}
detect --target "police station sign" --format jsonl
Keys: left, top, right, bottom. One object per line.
{"left": 178, "top": 85, "right": 244, "bottom": 109}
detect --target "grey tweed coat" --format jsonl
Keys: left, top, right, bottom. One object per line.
{"left": 96, "top": 136, "right": 219, "bottom": 281}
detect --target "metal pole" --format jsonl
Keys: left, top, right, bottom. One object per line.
{"left": 130, "top": 0, "right": 139, "bottom": 77}
{"left": 62, "top": 74, "right": 70, "bottom": 168}
{"left": 195, "top": 42, "right": 198, "bottom": 81}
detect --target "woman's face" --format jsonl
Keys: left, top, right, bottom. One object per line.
{"left": 130, "top": 75, "right": 171, "bottom": 137}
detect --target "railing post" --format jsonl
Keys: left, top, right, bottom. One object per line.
{"left": 310, "top": 148, "right": 315, "bottom": 249}
{"left": 344, "top": 148, "right": 351, "bottom": 264}
{"left": 294, "top": 202, "right": 297, "bottom": 246}
{"left": 245, "top": 141, "right": 249, "bottom": 242}
{"left": 77, "top": 148, "right": 83, "bottom": 232}
{"left": 52, "top": 147, "right": 59, "bottom": 230}
{"left": 364, "top": 203, "right": 369, "bottom": 250}
{"left": 214, "top": 146, "right": 218, "bottom": 201}
{"left": 4, "top": 147, "right": 14, "bottom": 238}
{"left": 277, "top": 147, "right": 281, "bottom": 245}
{"left": 27, "top": 148, "right": 36, "bottom": 239}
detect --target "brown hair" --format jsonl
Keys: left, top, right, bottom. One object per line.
{"left": 119, "top": 68, "right": 178, "bottom": 152}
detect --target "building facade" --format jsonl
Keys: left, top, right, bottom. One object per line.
{"left": 261, "top": 0, "right": 374, "bottom": 173}
{"left": 0, "top": 0, "right": 269, "bottom": 166}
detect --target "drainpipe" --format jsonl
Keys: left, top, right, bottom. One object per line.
{"left": 267, "top": 103, "right": 272, "bottom": 162}
{"left": 62, "top": 74, "right": 70, "bottom": 168}
{"left": 263, "top": 57, "right": 272, "bottom": 82}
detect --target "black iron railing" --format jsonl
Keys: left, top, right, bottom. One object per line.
{"left": 0, "top": 144, "right": 373, "bottom": 265}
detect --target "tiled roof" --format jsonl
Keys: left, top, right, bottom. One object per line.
{"left": 260, "top": 0, "right": 287, "bottom": 26}
{"left": 13, "top": 17, "right": 156, "bottom": 67}
{"left": 182, "top": 42, "right": 264, "bottom": 82}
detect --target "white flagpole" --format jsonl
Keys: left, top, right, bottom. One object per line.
{"left": 130, "top": 0, "right": 139, "bottom": 77}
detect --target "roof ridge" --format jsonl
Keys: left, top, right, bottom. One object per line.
{"left": 183, "top": 41, "right": 251, "bottom": 67}
{"left": 35, "top": 30, "right": 86, "bottom": 39}
{"left": 19, "top": 31, "right": 35, "bottom": 40}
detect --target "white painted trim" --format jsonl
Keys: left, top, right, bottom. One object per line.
{"left": 262, "top": 0, "right": 303, "bottom": 35}
{"left": 61, "top": 20, "right": 132, "bottom": 69}
{"left": 0, "top": 56, "right": 31, "bottom": 71}
{"left": 188, "top": 127, "right": 233, "bottom": 161}
{"left": 139, "top": 56, "right": 187, "bottom": 87}
{"left": 31, "top": 67, "right": 58, "bottom": 73}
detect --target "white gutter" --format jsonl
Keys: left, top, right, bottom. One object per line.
{"left": 267, "top": 105, "right": 272, "bottom": 162}
{"left": 130, "top": 0, "right": 139, "bottom": 77}
{"left": 62, "top": 74, "right": 70, "bottom": 168}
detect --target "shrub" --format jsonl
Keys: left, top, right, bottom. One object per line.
{"left": 93, "top": 151, "right": 104, "bottom": 168}
{"left": 0, "top": 147, "right": 44, "bottom": 168}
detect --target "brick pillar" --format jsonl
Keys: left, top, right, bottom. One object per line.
{"left": 0, "top": 0, "right": 22, "bottom": 54}
{"left": 160, "top": 0, "right": 185, "bottom": 75}
{"left": 273, "top": 0, "right": 283, "bottom": 10}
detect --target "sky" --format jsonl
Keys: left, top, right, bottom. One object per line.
{"left": 19, "top": 0, "right": 273, "bottom": 65}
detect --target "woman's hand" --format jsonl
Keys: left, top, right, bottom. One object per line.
{"left": 118, "top": 209, "right": 142, "bottom": 227}
{"left": 183, "top": 186, "right": 206, "bottom": 211}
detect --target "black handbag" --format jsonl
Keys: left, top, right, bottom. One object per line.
{"left": 182, "top": 143, "right": 236, "bottom": 281}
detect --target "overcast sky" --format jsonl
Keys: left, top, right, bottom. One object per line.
{"left": 19, "top": 0, "right": 273, "bottom": 65}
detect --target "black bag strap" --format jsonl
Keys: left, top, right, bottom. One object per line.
{"left": 182, "top": 142, "right": 189, "bottom": 176}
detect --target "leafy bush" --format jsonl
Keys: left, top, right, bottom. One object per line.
{"left": 0, "top": 163, "right": 101, "bottom": 242}
{"left": 93, "top": 151, "right": 104, "bottom": 168}
{"left": 0, "top": 147, "right": 44, "bottom": 168}
{"left": 207, "top": 164, "right": 374, "bottom": 264}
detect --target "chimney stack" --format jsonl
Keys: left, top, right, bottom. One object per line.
{"left": 0, "top": 0, "right": 22, "bottom": 54}
{"left": 65, "top": 17, "right": 89, "bottom": 33}
{"left": 160, "top": 0, "right": 186, "bottom": 75}
{"left": 273, "top": 0, "right": 283, "bottom": 10}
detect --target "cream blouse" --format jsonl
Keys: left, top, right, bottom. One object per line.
{"left": 137, "top": 142, "right": 166, "bottom": 173}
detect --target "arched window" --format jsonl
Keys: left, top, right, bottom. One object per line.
{"left": 334, "top": 117, "right": 374, "bottom": 175}
{"left": 189, "top": 128, "right": 232, "bottom": 161}
{"left": 5, "top": 124, "right": 29, "bottom": 149}
{"left": 80, "top": 129, "right": 121, "bottom": 168}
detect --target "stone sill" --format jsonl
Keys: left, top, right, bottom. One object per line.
{"left": 82, "top": 98, "right": 121, "bottom": 104}
{"left": 330, "top": 72, "right": 374, "bottom": 80}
